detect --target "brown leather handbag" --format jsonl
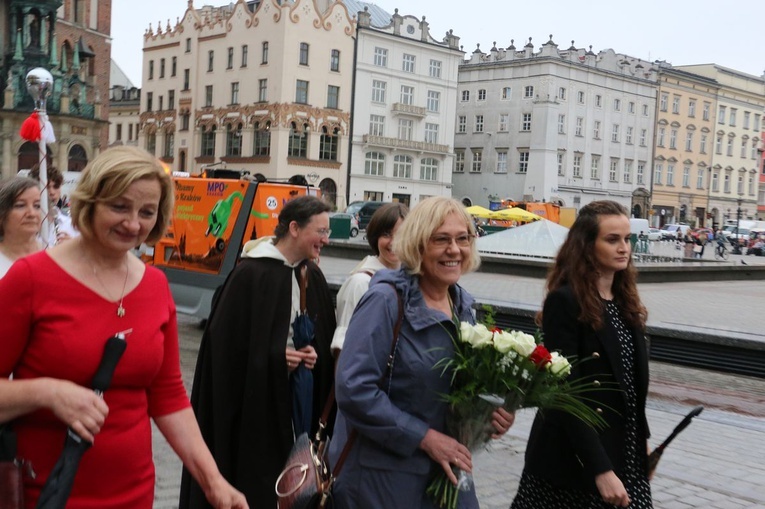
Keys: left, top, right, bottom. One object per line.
{"left": 0, "top": 423, "right": 32, "bottom": 509}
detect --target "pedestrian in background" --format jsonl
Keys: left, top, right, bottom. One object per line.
{"left": 0, "top": 177, "right": 42, "bottom": 278}
{"left": 511, "top": 200, "right": 652, "bottom": 509}
{"left": 331, "top": 202, "right": 408, "bottom": 355}
{"left": 329, "top": 196, "right": 514, "bottom": 508}
{"left": 0, "top": 146, "right": 246, "bottom": 508}
{"left": 180, "top": 195, "right": 336, "bottom": 509}
{"left": 30, "top": 164, "right": 78, "bottom": 245}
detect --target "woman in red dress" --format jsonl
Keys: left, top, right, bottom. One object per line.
{"left": 0, "top": 146, "right": 247, "bottom": 509}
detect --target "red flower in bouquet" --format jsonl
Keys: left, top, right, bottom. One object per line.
{"left": 529, "top": 344, "right": 552, "bottom": 368}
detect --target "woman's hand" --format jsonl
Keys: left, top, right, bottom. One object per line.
{"left": 203, "top": 475, "right": 249, "bottom": 509}
{"left": 419, "top": 428, "right": 472, "bottom": 486}
{"left": 47, "top": 379, "right": 109, "bottom": 443}
{"left": 490, "top": 407, "right": 515, "bottom": 439}
{"left": 285, "top": 345, "right": 318, "bottom": 372}
{"left": 595, "top": 470, "right": 630, "bottom": 507}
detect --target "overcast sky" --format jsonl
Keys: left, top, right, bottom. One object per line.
{"left": 111, "top": 0, "right": 764, "bottom": 86}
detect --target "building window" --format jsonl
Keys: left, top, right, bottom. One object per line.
{"left": 501, "top": 87, "right": 511, "bottom": 100}
{"left": 524, "top": 86, "right": 534, "bottom": 98}
{"left": 148, "top": 60, "right": 154, "bottom": 80}
{"left": 146, "top": 132, "right": 156, "bottom": 155}
{"left": 227, "top": 47, "right": 234, "bottom": 69}
{"left": 593, "top": 121, "right": 600, "bottom": 139}
{"left": 327, "top": 85, "right": 340, "bottom": 109}
{"left": 712, "top": 171, "right": 719, "bottom": 192}
{"left": 171, "top": 57, "right": 177, "bottom": 77}
{"left": 420, "top": 158, "right": 439, "bottom": 181}
{"left": 558, "top": 152, "right": 565, "bottom": 176}
{"left": 499, "top": 114, "right": 509, "bottom": 132}
{"left": 159, "top": 58, "right": 165, "bottom": 78}
{"left": 660, "top": 94, "right": 668, "bottom": 111}
{"left": 180, "top": 112, "right": 190, "bottom": 131}
{"left": 296, "top": 80, "right": 309, "bottom": 104}
{"left": 723, "top": 173, "right": 731, "bottom": 193}
{"left": 288, "top": 122, "right": 309, "bottom": 158}
{"left": 749, "top": 175, "right": 755, "bottom": 195}
{"left": 371, "top": 80, "right": 386, "bottom": 103}
{"left": 575, "top": 117, "right": 583, "bottom": 136}
{"left": 262, "top": 42, "right": 269, "bottom": 64}
{"left": 558, "top": 87, "right": 566, "bottom": 100}
{"left": 478, "top": 89, "right": 486, "bottom": 101}
{"left": 474, "top": 115, "right": 484, "bottom": 133}
{"left": 637, "top": 162, "right": 645, "bottom": 185}
{"left": 205, "top": 85, "right": 213, "bottom": 107}
{"left": 330, "top": 49, "right": 340, "bottom": 72}
{"left": 400, "top": 85, "right": 414, "bottom": 105}
{"left": 614, "top": 98, "right": 621, "bottom": 111}
{"left": 624, "top": 160, "right": 633, "bottom": 183}
{"left": 253, "top": 121, "right": 271, "bottom": 156}
{"left": 688, "top": 99, "right": 696, "bottom": 117}
{"left": 642, "top": 104, "right": 649, "bottom": 116}
{"left": 207, "top": 50, "right": 214, "bottom": 72}
{"left": 667, "top": 164, "right": 675, "bottom": 186}
{"left": 454, "top": 150, "right": 465, "bottom": 172}
{"left": 185, "top": 38, "right": 191, "bottom": 53}
{"left": 726, "top": 137, "right": 733, "bottom": 156}
{"left": 471, "top": 149, "right": 483, "bottom": 173}
{"left": 591, "top": 155, "right": 600, "bottom": 179}
{"left": 718, "top": 106, "right": 726, "bottom": 124}
{"left": 168, "top": 90, "right": 175, "bottom": 110}
{"left": 669, "top": 129, "right": 677, "bottom": 149}
{"left": 573, "top": 154, "right": 582, "bottom": 178}
{"left": 241, "top": 45, "right": 248, "bottom": 67}
{"left": 226, "top": 123, "right": 242, "bottom": 157}
{"left": 116, "top": 124, "right": 122, "bottom": 141}
{"left": 557, "top": 114, "right": 565, "bottom": 134}
{"left": 146, "top": 92, "right": 153, "bottom": 111}
{"left": 640, "top": 129, "right": 647, "bottom": 146}
{"left": 364, "top": 152, "right": 385, "bottom": 176}
{"left": 393, "top": 154, "right": 412, "bottom": 178}
{"left": 158, "top": 96, "right": 163, "bottom": 111}
{"left": 729, "top": 108, "right": 737, "bottom": 126}
{"left": 457, "top": 116, "right": 466, "bottom": 133}
{"left": 518, "top": 150, "right": 529, "bottom": 173}
{"left": 258, "top": 79, "right": 267, "bottom": 102}
{"left": 299, "top": 43, "right": 310, "bottom": 65}
{"left": 611, "top": 124, "right": 620, "bottom": 143}
{"left": 626, "top": 126, "right": 633, "bottom": 144}
{"left": 654, "top": 163, "right": 663, "bottom": 185}
{"left": 374, "top": 47, "right": 388, "bottom": 67}
{"left": 658, "top": 127, "right": 665, "bottom": 147}
{"left": 521, "top": 113, "right": 531, "bottom": 131}
{"left": 700, "top": 134, "right": 707, "bottom": 153}
{"left": 686, "top": 132, "right": 694, "bottom": 151}
{"left": 398, "top": 119, "right": 413, "bottom": 141}
{"left": 744, "top": 111, "right": 751, "bottom": 129}
{"left": 696, "top": 168, "right": 704, "bottom": 189}
{"left": 230, "top": 82, "right": 239, "bottom": 105}
{"left": 741, "top": 139, "right": 747, "bottom": 158}
{"left": 577, "top": 90, "right": 585, "bottom": 104}
{"left": 319, "top": 127, "right": 339, "bottom": 161}
{"left": 609, "top": 159, "right": 618, "bottom": 182}
{"left": 682, "top": 166, "right": 691, "bottom": 187}
{"left": 424, "top": 123, "right": 439, "bottom": 144}
{"left": 163, "top": 132, "right": 174, "bottom": 159}
{"left": 429, "top": 59, "right": 442, "bottom": 78}
{"left": 628, "top": 101, "right": 635, "bottom": 114}
{"left": 201, "top": 126, "right": 216, "bottom": 157}
{"left": 183, "top": 69, "right": 190, "bottom": 90}
{"left": 595, "top": 95, "right": 602, "bottom": 107}
{"left": 402, "top": 53, "right": 416, "bottom": 73}
{"left": 716, "top": 135, "right": 723, "bottom": 154}
{"left": 496, "top": 151, "right": 508, "bottom": 173}
{"left": 369, "top": 114, "right": 385, "bottom": 136}
{"left": 672, "top": 96, "right": 680, "bottom": 114}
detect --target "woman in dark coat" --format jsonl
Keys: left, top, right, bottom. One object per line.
{"left": 511, "top": 200, "right": 652, "bottom": 509}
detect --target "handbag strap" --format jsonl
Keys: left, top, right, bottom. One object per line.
{"left": 320, "top": 283, "right": 404, "bottom": 479}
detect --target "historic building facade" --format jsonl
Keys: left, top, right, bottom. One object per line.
{"left": 140, "top": 0, "right": 355, "bottom": 208}
{"left": 649, "top": 65, "right": 719, "bottom": 228}
{"left": 347, "top": 7, "right": 463, "bottom": 207}
{"left": 452, "top": 38, "right": 658, "bottom": 215}
{"left": 675, "top": 64, "right": 765, "bottom": 225}
{"left": 0, "top": 0, "right": 111, "bottom": 178}
{"left": 108, "top": 59, "right": 140, "bottom": 148}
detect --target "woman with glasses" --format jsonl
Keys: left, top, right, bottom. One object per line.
{"left": 331, "top": 202, "right": 408, "bottom": 355}
{"left": 180, "top": 195, "right": 337, "bottom": 508}
{"left": 329, "top": 197, "right": 514, "bottom": 508}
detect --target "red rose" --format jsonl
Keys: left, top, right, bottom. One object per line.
{"left": 529, "top": 344, "right": 552, "bottom": 368}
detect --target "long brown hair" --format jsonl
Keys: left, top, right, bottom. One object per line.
{"left": 541, "top": 200, "right": 647, "bottom": 331}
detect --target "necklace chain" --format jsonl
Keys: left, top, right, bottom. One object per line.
{"left": 91, "top": 256, "right": 129, "bottom": 318}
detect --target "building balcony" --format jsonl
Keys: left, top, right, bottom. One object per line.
{"left": 362, "top": 135, "right": 450, "bottom": 154}
{"left": 391, "top": 103, "right": 426, "bottom": 117}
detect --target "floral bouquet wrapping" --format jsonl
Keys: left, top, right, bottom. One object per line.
{"left": 426, "top": 314, "right": 607, "bottom": 509}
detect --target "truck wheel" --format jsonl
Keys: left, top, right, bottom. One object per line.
{"left": 350, "top": 227, "right": 359, "bottom": 238}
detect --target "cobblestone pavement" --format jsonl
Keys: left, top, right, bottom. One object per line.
{"left": 152, "top": 261, "right": 765, "bottom": 508}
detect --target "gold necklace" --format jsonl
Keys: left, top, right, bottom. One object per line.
{"left": 92, "top": 256, "right": 130, "bottom": 318}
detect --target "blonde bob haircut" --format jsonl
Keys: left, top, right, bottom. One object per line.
{"left": 70, "top": 146, "right": 173, "bottom": 244}
{"left": 395, "top": 196, "right": 480, "bottom": 276}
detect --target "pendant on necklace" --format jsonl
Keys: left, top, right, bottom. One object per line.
{"left": 117, "top": 305, "right": 126, "bottom": 318}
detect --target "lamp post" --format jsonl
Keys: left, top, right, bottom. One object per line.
{"left": 732, "top": 197, "right": 743, "bottom": 255}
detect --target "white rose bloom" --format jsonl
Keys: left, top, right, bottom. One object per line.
{"left": 510, "top": 330, "right": 537, "bottom": 357}
{"left": 547, "top": 352, "right": 572, "bottom": 377}
{"left": 493, "top": 330, "right": 515, "bottom": 354}
{"left": 459, "top": 322, "right": 494, "bottom": 348}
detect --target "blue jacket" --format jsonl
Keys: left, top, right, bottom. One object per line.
{"left": 329, "top": 268, "right": 478, "bottom": 508}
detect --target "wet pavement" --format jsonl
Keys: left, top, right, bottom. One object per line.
{"left": 151, "top": 256, "right": 765, "bottom": 508}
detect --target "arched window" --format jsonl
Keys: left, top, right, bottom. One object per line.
{"left": 319, "top": 178, "right": 337, "bottom": 208}
{"left": 17, "top": 142, "right": 52, "bottom": 171}
{"left": 253, "top": 121, "right": 271, "bottom": 156}
{"left": 393, "top": 155, "right": 412, "bottom": 179}
{"left": 226, "top": 123, "right": 242, "bottom": 157}
{"left": 68, "top": 144, "right": 88, "bottom": 172}
{"left": 319, "top": 126, "right": 339, "bottom": 161}
{"left": 364, "top": 152, "right": 385, "bottom": 176}
{"left": 201, "top": 126, "right": 216, "bottom": 157}
{"left": 288, "top": 122, "right": 308, "bottom": 158}
{"left": 420, "top": 158, "right": 439, "bottom": 181}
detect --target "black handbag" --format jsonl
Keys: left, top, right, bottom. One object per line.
{"left": 275, "top": 285, "right": 404, "bottom": 509}
{"left": 0, "top": 423, "right": 33, "bottom": 509}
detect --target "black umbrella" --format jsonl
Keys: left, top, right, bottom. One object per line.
{"left": 290, "top": 266, "right": 315, "bottom": 437}
{"left": 36, "top": 332, "right": 127, "bottom": 509}
{"left": 647, "top": 405, "right": 704, "bottom": 476}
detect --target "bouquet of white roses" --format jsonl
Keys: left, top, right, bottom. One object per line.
{"left": 426, "top": 312, "right": 606, "bottom": 509}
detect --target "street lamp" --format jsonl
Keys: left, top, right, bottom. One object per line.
{"left": 732, "top": 197, "right": 743, "bottom": 255}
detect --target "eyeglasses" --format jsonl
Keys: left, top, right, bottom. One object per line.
{"left": 316, "top": 228, "right": 332, "bottom": 238}
{"left": 429, "top": 234, "right": 474, "bottom": 248}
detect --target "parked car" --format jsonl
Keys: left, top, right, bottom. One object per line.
{"left": 647, "top": 228, "right": 662, "bottom": 241}
{"left": 329, "top": 212, "right": 359, "bottom": 238}
{"left": 659, "top": 224, "right": 690, "bottom": 240}
{"left": 345, "top": 200, "right": 385, "bottom": 230}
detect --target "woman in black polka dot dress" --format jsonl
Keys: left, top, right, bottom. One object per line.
{"left": 511, "top": 201, "right": 652, "bottom": 508}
